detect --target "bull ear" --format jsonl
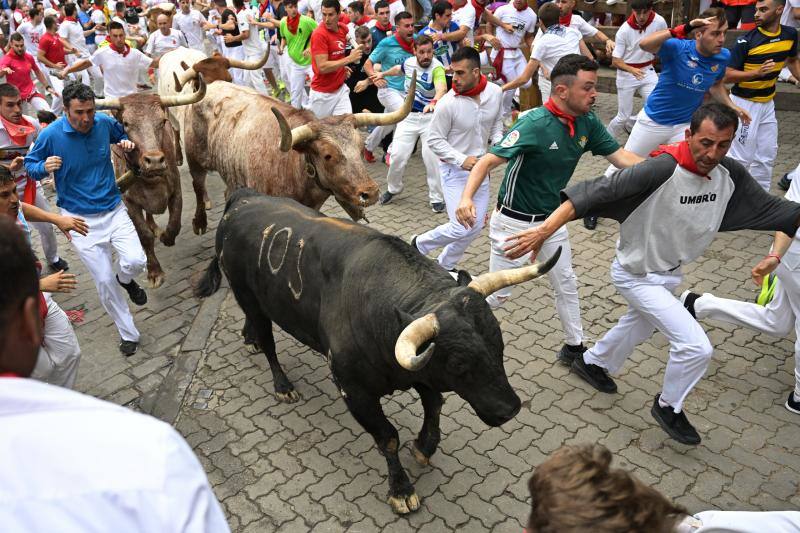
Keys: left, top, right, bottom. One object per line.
{"left": 455, "top": 270, "right": 472, "bottom": 286}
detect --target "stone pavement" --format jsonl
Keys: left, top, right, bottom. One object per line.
{"left": 36, "top": 93, "right": 800, "bottom": 531}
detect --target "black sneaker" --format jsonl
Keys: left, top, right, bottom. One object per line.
{"left": 119, "top": 339, "right": 138, "bottom": 356}
{"left": 571, "top": 356, "right": 617, "bottom": 393}
{"left": 431, "top": 202, "right": 445, "bottom": 213}
{"left": 680, "top": 290, "right": 700, "bottom": 319}
{"left": 786, "top": 392, "right": 800, "bottom": 415}
{"left": 557, "top": 343, "right": 586, "bottom": 365}
{"left": 379, "top": 191, "right": 395, "bottom": 205}
{"left": 583, "top": 215, "right": 598, "bottom": 230}
{"left": 50, "top": 258, "right": 69, "bottom": 272}
{"left": 778, "top": 173, "right": 792, "bottom": 192}
{"left": 117, "top": 275, "right": 147, "bottom": 306}
{"left": 410, "top": 235, "right": 419, "bottom": 251}
{"left": 651, "top": 394, "right": 701, "bottom": 445}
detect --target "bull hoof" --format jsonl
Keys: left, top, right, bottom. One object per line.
{"left": 275, "top": 390, "right": 301, "bottom": 403}
{"left": 388, "top": 492, "right": 421, "bottom": 514}
{"left": 160, "top": 233, "right": 176, "bottom": 247}
{"left": 192, "top": 219, "right": 208, "bottom": 235}
{"left": 411, "top": 442, "right": 431, "bottom": 466}
{"left": 149, "top": 273, "right": 165, "bottom": 289}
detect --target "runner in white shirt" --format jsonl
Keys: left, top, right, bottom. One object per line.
{"left": 229, "top": 0, "right": 269, "bottom": 94}
{"left": 60, "top": 21, "right": 157, "bottom": 99}
{"left": 503, "top": 3, "right": 591, "bottom": 102}
{"left": 552, "top": 0, "right": 615, "bottom": 53}
{"left": 451, "top": 0, "right": 476, "bottom": 45}
{"left": 90, "top": 0, "right": 108, "bottom": 43}
{"left": 606, "top": 0, "right": 667, "bottom": 139}
{"left": 17, "top": 9, "right": 45, "bottom": 62}
{"left": 172, "top": 0, "right": 208, "bottom": 51}
{"left": 60, "top": 2, "right": 104, "bottom": 89}
{"left": 485, "top": 0, "right": 536, "bottom": 120}
{"left": 144, "top": 14, "right": 189, "bottom": 57}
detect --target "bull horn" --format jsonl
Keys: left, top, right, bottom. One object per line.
{"left": 174, "top": 67, "right": 198, "bottom": 91}
{"left": 227, "top": 40, "right": 270, "bottom": 70}
{"left": 467, "top": 246, "right": 562, "bottom": 297}
{"left": 116, "top": 169, "right": 136, "bottom": 192}
{"left": 395, "top": 313, "right": 439, "bottom": 371}
{"left": 96, "top": 97, "right": 122, "bottom": 110}
{"left": 160, "top": 73, "right": 206, "bottom": 107}
{"left": 271, "top": 107, "right": 316, "bottom": 151}
{"left": 352, "top": 72, "right": 416, "bottom": 127}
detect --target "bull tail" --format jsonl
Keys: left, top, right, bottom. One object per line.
{"left": 194, "top": 256, "right": 222, "bottom": 298}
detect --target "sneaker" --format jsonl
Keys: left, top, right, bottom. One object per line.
{"left": 410, "top": 234, "right": 419, "bottom": 251}
{"left": 448, "top": 268, "right": 459, "bottom": 280}
{"left": 379, "top": 191, "right": 395, "bottom": 205}
{"left": 50, "top": 257, "right": 69, "bottom": 272}
{"left": 650, "top": 394, "right": 701, "bottom": 445}
{"left": 119, "top": 339, "right": 138, "bottom": 356}
{"left": 363, "top": 148, "right": 376, "bottom": 163}
{"left": 680, "top": 290, "right": 700, "bottom": 319}
{"left": 756, "top": 273, "right": 777, "bottom": 306}
{"left": 431, "top": 202, "right": 445, "bottom": 213}
{"left": 571, "top": 356, "right": 618, "bottom": 393}
{"left": 778, "top": 173, "right": 792, "bottom": 192}
{"left": 583, "top": 216, "right": 598, "bottom": 230}
{"left": 557, "top": 343, "right": 586, "bottom": 365}
{"left": 117, "top": 275, "right": 148, "bottom": 306}
{"left": 785, "top": 391, "right": 800, "bottom": 414}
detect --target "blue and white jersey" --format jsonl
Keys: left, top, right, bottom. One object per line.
{"left": 401, "top": 56, "right": 445, "bottom": 112}
{"left": 644, "top": 38, "right": 730, "bottom": 126}
{"left": 418, "top": 22, "right": 460, "bottom": 69}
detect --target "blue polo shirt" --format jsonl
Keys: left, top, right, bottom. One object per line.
{"left": 368, "top": 35, "right": 413, "bottom": 92}
{"left": 25, "top": 113, "right": 128, "bottom": 215}
{"left": 644, "top": 38, "right": 730, "bottom": 126}
{"left": 78, "top": 9, "right": 96, "bottom": 46}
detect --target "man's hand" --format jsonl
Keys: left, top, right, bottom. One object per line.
{"left": 756, "top": 59, "right": 775, "bottom": 77}
{"left": 733, "top": 105, "right": 752, "bottom": 125}
{"left": 752, "top": 255, "right": 780, "bottom": 286}
{"left": 461, "top": 155, "right": 478, "bottom": 170}
{"left": 348, "top": 45, "right": 363, "bottom": 63}
{"left": 456, "top": 197, "right": 477, "bottom": 228}
{"left": 688, "top": 16, "right": 718, "bottom": 31}
{"left": 117, "top": 140, "right": 135, "bottom": 152}
{"left": 302, "top": 48, "right": 311, "bottom": 59}
{"left": 354, "top": 79, "right": 370, "bottom": 93}
{"left": 374, "top": 77, "right": 388, "bottom": 88}
{"left": 39, "top": 271, "right": 78, "bottom": 293}
{"left": 44, "top": 156, "right": 62, "bottom": 173}
{"left": 9, "top": 156, "right": 24, "bottom": 172}
{"left": 503, "top": 225, "right": 549, "bottom": 260}
{"left": 55, "top": 214, "right": 89, "bottom": 240}
{"left": 630, "top": 67, "right": 644, "bottom": 80}
{"left": 223, "top": 34, "right": 236, "bottom": 43}
{"left": 54, "top": 61, "right": 66, "bottom": 69}
{"left": 605, "top": 39, "right": 615, "bottom": 54}
{"left": 46, "top": 86, "right": 59, "bottom": 97}
{"left": 423, "top": 102, "right": 436, "bottom": 113}
{"left": 1, "top": 67, "right": 14, "bottom": 76}
{"left": 344, "top": 66, "right": 352, "bottom": 79}
{"left": 500, "top": 22, "right": 513, "bottom": 32}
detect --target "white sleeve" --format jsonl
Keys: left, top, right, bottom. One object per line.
{"left": 489, "top": 93, "right": 504, "bottom": 146}
{"left": 237, "top": 12, "right": 249, "bottom": 32}
{"left": 574, "top": 17, "right": 598, "bottom": 38}
{"left": 144, "top": 33, "right": 155, "bottom": 55}
{"left": 454, "top": 8, "right": 475, "bottom": 30}
{"left": 90, "top": 48, "right": 105, "bottom": 68}
{"left": 612, "top": 26, "right": 627, "bottom": 59}
{"left": 531, "top": 37, "right": 546, "bottom": 62}
{"left": 526, "top": 12, "right": 537, "bottom": 33}
{"left": 133, "top": 48, "right": 153, "bottom": 69}
{"left": 428, "top": 98, "right": 467, "bottom": 167}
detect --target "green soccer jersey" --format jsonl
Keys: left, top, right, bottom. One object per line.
{"left": 490, "top": 107, "right": 619, "bottom": 216}
{"left": 280, "top": 16, "right": 317, "bottom": 66}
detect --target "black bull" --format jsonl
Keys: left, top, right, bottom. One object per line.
{"left": 194, "top": 189, "right": 561, "bottom": 514}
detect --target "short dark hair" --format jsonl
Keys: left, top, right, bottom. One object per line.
{"left": 0, "top": 83, "right": 21, "bottom": 99}
{"left": 630, "top": 0, "right": 653, "bottom": 9}
{"left": 0, "top": 218, "right": 40, "bottom": 351}
{"left": 28, "top": 7, "right": 40, "bottom": 18}
{"left": 551, "top": 54, "right": 599, "bottom": 86}
{"left": 43, "top": 15, "right": 58, "bottom": 30}
{"left": 63, "top": 3, "right": 77, "bottom": 16}
{"left": 395, "top": 10, "right": 413, "bottom": 24}
{"left": 0, "top": 164, "right": 12, "bottom": 184}
{"left": 232, "top": 0, "right": 244, "bottom": 9}
{"left": 348, "top": 1, "right": 364, "bottom": 15}
{"left": 354, "top": 25, "right": 371, "bottom": 40}
{"left": 62, "top": 81, "right": 95, "bottom": 109}
{"left": 697, "top": 7, "right": 726, "bottom": 29}
{"left": 108, "top": 20, "right": 125, "bottom": 32}
{"left": 9, "top": 32, "right": 23, "bottom": 43}
{"left": 432, "top": 1, "right": 451, "bottom": 18}
{"left": 36, "top": 110, "right": 57, "bottom": 125}
{"left": 115, "top": 0, "right": 125, "bottom": 11}
{"left": 284, "top": 0, "right": 298, "bottom": 6}
{"left": 414, "top": 34, "right": 433, "bottom": 48}
{"left": 321, "top": 0, "right": 341, "bottom": 12}
{"left": 451, "top": 45, "right": 480, "bottom": 70}
{"left": 374, "top": 0, "right": 389, "bottom": 11}
{"left": 538, "top": 2, "right": 560, "bottom": 28}
{"left": 689, "top": 102, "right": 739, "bottom": 134}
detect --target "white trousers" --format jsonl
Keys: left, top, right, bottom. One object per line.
{"left": 287, "top": 59, "right": 311, "bottom": 109}
{"left": 605, "top": 109, "right": 687, "bottom": 176}
{"left": 386, "top": 112, "right": 443, "bottom": 203}
{"left": 241, "top": 51, "right": 269, "bottom": 96}
{"left": 31, "top": 293, "right": 81, "bottom": 389}
{"left": 364, "top": 87, "right": 404, "bottom": 152}
{"left": 16, "top": 180, "right": 60, "bottom": 264}
{"left": 607, "top": 68, "right": 658, "bottom": 139}
{"left": 62, "top": 203, "right": 147, "bottom": 343}
{"left": 538, "top": 77, "right": 551, "bottom": 103}
{"left": 415, "top": 163, "right": 488, "bottom": 270}
{"left": 309, "top": 84, "right": 352, "bottom": 118}
{"left": 584, "top": 260, "right": 713, "bottom": 412}
{"left": 490, "top": 50, "right": 529, "bottom": 118}
{"left": 728, "top": 95, "right": 778, "bottom": 191}
{"left": 695, "top": 261, "right": 800, "bottom": 398}
{"left": 789, "top": 163, "right": 800, "bottom": 181}
{"left": 46, "top": 69, "right": 64, "bottom": 115}
{"left": 23, "top": 96, "right": 52, "bottom": 116}
{"left": 486, "top": 212, "right": 583, "bottom": 346}
{"left": 221, "top": 46, "right": 245, "bottom": 85}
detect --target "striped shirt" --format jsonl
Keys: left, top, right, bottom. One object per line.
{"left": 729, "top": 25, "right": 798, "bottom": 103}
{"left": 400, "top": 56, "right": 445, "bottom": 112}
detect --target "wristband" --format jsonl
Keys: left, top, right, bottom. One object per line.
{"left": 767, "top": 253, "right": 781, "bottom": 263}
{"left": 669, "top": 24, "right": 688, "bottom": 39}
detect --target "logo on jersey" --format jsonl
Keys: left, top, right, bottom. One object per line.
{"left": 710, "top": 64, "right": 719, "bottom": 72}
{"left": 421, "top": 72, "right": 429, "bottom": 82}
{"left": 680, "top": 193, "right": 717, "bottom": 204}
{"left": 692, "top": 73, "right": 703, "bottom": 85}
{"left": 687, "top": 60, "right": 697, "bottom": 68}
{"left": 548, "top": 141, "right": 558, "bottom": 150}
{"left": 501, "top": 130, "right": 520, "bottom": 147}
{"left": 578, "top": 136, "right": 587, "bottom": 148}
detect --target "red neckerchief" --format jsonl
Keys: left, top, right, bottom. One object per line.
{"left": 396, "top": 34, "right": 414, "bottom": 54}
{"left": 355, "top": 15, "right": 371, "bottom": 26}
{"left": 109, "top": 41, "right": 130, "bottom": 56}
{"left": 471, "top": 0, "right": 485, "bottom": 20}
{"left": 0, "top": 372, "right": 21, "bottom": 377}
{"left": 65, "top": 16, "right": 77, "bottom": 22}
{"left": 650, "top": 141, "right": 708, "bottom": 178}
{"left": 544, "top": 97, "right": 577, "bottom": 137}
{"left": 627, "top": 10, "right": 655, "bottom": 32}
{"left": 286, "top": 14, "right": 299, "bottom": 33}
{"left": 454, "top": 74, "right": 487, "bottom": 96}
{"left": 0, "top": 115, "right": 35, "bottom": 146}
{"left": 338, "top": 12, "right": 350, "bottom": 24}
{"left": 375, "top": 21, "right": 392, "bottom": 32}
{"left": 559, "top": 11, "right": 572, "bottom": 25}
{"left": 258, "top": 0, "right": 269, "bottom": 17}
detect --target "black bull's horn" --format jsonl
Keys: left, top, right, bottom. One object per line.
{"left": 393, "top": 247, "right": 562, "bottom": 371}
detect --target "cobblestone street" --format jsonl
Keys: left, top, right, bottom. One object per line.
{"left": 38, "top": 93, "right": 800, "bottom": 531}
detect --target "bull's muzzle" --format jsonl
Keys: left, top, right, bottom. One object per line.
{"left": 141, "top": 151, "right": 167, "bottom": 172}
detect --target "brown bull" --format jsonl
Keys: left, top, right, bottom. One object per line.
{"left": 181, "top": 75, "right": 416, "bottom": 234}
{"left": 102, "top": 76, "right": 206, "bottom": 288}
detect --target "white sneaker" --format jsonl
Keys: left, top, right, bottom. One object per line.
{"left": 606, "top": 0, "right": 618, "bottom": 5}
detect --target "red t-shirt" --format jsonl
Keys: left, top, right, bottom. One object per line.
{"left": 38, "top": 32, "right": 66, "bottom": 67}
{"left": 310, "top": 22, "right": 349, "bottom": 93}
{"left": 0, "top": 52, "right": 40, "bottom": 100}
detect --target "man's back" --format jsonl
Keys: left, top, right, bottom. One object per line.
{"left": 0, "top": 378, "right": 230, "bottom": 533}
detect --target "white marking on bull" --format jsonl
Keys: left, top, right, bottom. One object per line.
{"left": 267, "top": 227, "right": 292, "bottom": 274}
{"left": 289, "top": 238, "right": 304, "bottom": 300}
{"left": 257, "top": 224, "right": 276, "bottom": 271}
